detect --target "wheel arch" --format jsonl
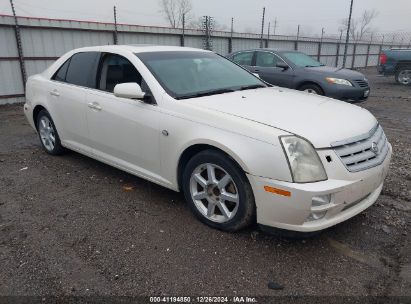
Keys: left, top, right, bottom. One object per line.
{"left": 296, "top": 80, "right": 324, "bottom": 93}
{"left": 176, "top": 142, "right": 249, "bottom": 192}
{"left": 33, "top": 104, "right": 47, "bottom": 131}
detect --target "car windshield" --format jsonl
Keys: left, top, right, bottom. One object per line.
{"left": 282, "top": 52, "right": 324, "bottom": 68}
{"left": 136, "top": 51, "right": 266, "bottom": 99}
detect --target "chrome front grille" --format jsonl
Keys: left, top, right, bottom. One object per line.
{"left": 332, "top": 124, "right": 389, "bottom": 172}
{"left": 353, "top": 79, "right": 369, "bottom": 88}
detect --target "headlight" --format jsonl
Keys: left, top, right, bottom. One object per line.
{"left": 325, "top": 77, "right": 353, "bottom": 86}
{"left": 280, "top": 136, "right": 327, "bottom": 183}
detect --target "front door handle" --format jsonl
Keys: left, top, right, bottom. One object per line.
{"left": 88, "top": 102, "right": 102, "bottom": 111}
{"left": 49, "top": 90, "right": 60, "bottom": 97}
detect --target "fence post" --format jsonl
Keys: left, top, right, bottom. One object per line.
{"left": 335, "top": 30, "right": 343, "bottom": 67}
{"left": 294, "top": 25, "right": 300, "bottom": 51}
{"left": 259, "top": 7, "right": 265, "bottom": 48}
{"left": 9, "top": 0, "right": 26, "bottom": 91}
{"left": 228, "top": 17, "right": 233, "bottom": 53}
{"left": 351, "top": 42, "right": 357, "bottom": 69}
{"left": 180, "top": 13, "right": 185, "bottom": 47}
{"left": 317, "top": 28, "right": 324, "bottom": 61}
{"left": 113, "top": 6, "right": 118, "bottom": 45}
{"left": 365, "top": 34, "right": 373, "bottom": 68}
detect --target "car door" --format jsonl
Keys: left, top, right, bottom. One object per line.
{"left": 230, "top": 51, "right": 255, "bottom": 73}
{"left": 48, "top": 52, "right": 100, "bottom": 152}
{"left": 85, "top": 53, "right": 162, "bottom": 180}
{"left": 251, "top": 51, "right": 295, "bottom": 88}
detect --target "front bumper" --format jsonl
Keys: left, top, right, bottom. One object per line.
{"left": 248, "top": 144, "right": 392, "bottom": 232}
{"left": 326, "top": 85, "right": 370, "bottom": 103}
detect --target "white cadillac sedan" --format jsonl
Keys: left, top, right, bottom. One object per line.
{"left": 24, "top": 45, "right": 392, "bottom": 233}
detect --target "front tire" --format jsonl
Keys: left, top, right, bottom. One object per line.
{"left": 36, "top": 109, "right": 65, "bottom": 155}
{"left": 182, "top": 150, "right": 255, "bottom": 232}
{"left": 395, "top": 66, "right": 411, "bottom": 85}
{"left": 299, "top": 83, "right": 324, "bottom": 95}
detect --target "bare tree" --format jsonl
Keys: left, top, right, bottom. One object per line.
{"left": 159, "top": 0, "right": 193, "bottom": 28}
{"left": 340, "top": 9, "right": 378, "bottom": 41}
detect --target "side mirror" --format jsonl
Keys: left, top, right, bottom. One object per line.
{"left": 114, "top": 83, "right": 145, "bottom": 100}
{"left": 276, "top": 62, "right": 289, "bottom": 70}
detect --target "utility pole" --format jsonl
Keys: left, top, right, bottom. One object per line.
{"left": 260, "top": 7, "right": 265, "bottom": 48}
{"left": 342, "top": 0, "right": 354, "bottom": 68}
{"left": 113, "top": 6, "right": 118, "bottom": 45}
{"left": 9, "top": 0, "right": 26, "bottom": 88}
{"left": 273, "top": 18, "right": 277, "bottom": 35}
{"left": 266, "top": 22, "right": 270, "bottom": 48}
{"left": 335, "top": 29, "right": 344, "bottom": 67}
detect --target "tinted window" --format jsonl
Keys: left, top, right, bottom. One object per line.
{"left": 98, "top": 54, "right": 142, "bottom": 93}
{"left": 53, "top": 58, "right": 70, "bottom": 82}
{"left": 255, "top": 52, "right": 280, "bottom": 67}
{"left": 65, "top": 52, "right": 100, "bottom": 88}
{"left": 137, "top": 51, "right": 265, "bottom": 99}
{"left": 232, "top": 52, "right": 254, "bottom": 66}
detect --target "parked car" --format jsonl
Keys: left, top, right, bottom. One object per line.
{"left": 377, "top": 48, "right": 411, "bottom": 85}
{"left": 228, "top": 49, "right": 370, "bottom": 102}
{"left": 24, "top": 45, "right": 392, "bottom": 233}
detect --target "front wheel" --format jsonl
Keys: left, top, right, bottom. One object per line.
{"left": 182, "top": 150, "right": 255, "bottom": 232}
{"left": 299, "top": 83, "right": 324, "bottom": 95}
{"left": 395, "top": 66, "right": 411, "bottom": 85}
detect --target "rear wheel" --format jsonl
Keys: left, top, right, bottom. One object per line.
{"left": 395, "top": 66, "right": 411, "bottom": 85}
{"left": 182, "top": 150, "right": 255, "bottom": 232}
{"left": 36, "top": 109, "right": 65, "bottom": 155}
{"left": 299, "top": 83, "right": 324, "bottom": 95}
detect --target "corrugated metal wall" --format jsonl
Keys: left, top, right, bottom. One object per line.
{"left": 0, "top": 15, "right": 400, "bottom": 105}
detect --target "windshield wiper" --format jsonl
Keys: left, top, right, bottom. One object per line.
{"left": 176, "top": 88, "right": 236, "bottom": 100}
{"left": 238, "top": 84, "right": 266, "bottom": 91}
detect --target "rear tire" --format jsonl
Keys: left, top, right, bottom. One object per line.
{"left": 36, "top": 109, "right": 66, "bottom": 155}
{"left": 395, "top": 65, "right": 411, "bottom": 85}
{"left": 299, "top": 83, "right": 324, "bottom": 95}
{"left": 182, "top": 149, "right": 255, "bottom": 232}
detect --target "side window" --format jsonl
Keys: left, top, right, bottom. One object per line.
{"left": 255, "top": 52, "right": 280, "bottom": 67}
{"left": 232, "top": 52, "right": 254, "bottom": 66}
{"left": 98, "top": 54, "right": 142, "bottom": 93}
{"left": 52, "top": 58, "right": 71, "bottom": 82}
{"left": 65, "top": 52, "right": 100, "bottom": 88}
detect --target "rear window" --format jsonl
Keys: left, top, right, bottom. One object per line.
{"left": 52, "top": 58, "right": 70, "bottom": 82}
{"left": 65, "top": 52, "right": 100, "bottom": 88}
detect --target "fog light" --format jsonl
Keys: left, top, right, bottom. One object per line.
{"left": 312, "top": 194, "right": 331, "bottom": 207}
{"left": 307, "top": 211, "right": 327, "bottom": 221}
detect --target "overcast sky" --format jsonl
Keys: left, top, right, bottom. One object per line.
{"left": 1, "top": 0, "right": 410, "bottom": 38}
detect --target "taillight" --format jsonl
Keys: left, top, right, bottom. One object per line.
{"left": 379, "top": 53, "right": 387, "bottom": 65}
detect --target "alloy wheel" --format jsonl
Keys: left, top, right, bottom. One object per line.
{"left": 189, "top": 163, "right": 239, "bottom": 223}
{"left": 398, "top": 70, "right": 411, "bottom": 85}
{"left": 39, "top": 116, "right": 56, "bottom": 152}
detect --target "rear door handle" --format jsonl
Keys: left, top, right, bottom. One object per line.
{"left": 49, "top": 90, "right": 60, "bottom": 97}
{"left": 88, "top": 102, "right": 102, "bottom": 111}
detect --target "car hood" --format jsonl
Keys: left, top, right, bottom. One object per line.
{"left": 304, "top": 66, "right": 366, "bottom": 79}
{"left": 184, "top": 87, "right": 377, "bottom": 148}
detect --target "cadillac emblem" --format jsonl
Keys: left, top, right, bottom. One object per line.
{"left": 371, "top": 142, "right": 379, "bottom": 155}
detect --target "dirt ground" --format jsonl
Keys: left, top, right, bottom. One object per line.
{"left": 0, "top": 68, "right": 410, "bottom": 300}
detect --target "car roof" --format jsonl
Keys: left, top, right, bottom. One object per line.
{"left": 70, "top": 45, "right": 210, "bottom": 54}
{"left": 230, "top": 49, "right": 299, "bottom": 55}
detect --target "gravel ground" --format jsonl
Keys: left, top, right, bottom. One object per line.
{"left": 0, "top": 68, "right": 410, "bottom": 299}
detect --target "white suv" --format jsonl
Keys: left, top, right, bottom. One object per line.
{"left": 23, "top": 45, "right": 392, "bottom": 233}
